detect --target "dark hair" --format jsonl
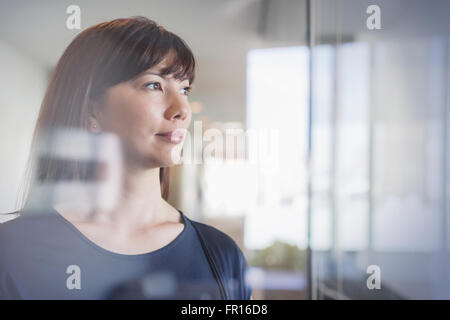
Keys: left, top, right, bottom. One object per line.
{"left": 15, "top": 16, "right": 196, "bottom": 212}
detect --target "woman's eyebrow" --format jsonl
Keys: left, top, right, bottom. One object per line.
{"left": 134, "top": 71, "right": 190, "bottom": 84}
{"left": 138, "top": 71, "right": 166, "bottom": 78}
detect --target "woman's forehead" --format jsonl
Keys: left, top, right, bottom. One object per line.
{"left": 156, "top": 50, "right": 179, "bottom": 69}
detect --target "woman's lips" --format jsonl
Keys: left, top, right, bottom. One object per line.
{"left": 155, "top": 129, "right": 185, "bottom": 144}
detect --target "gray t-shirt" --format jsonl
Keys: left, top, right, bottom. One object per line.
{"left": 0, "top": 208, "right": 242, "bottom": 299}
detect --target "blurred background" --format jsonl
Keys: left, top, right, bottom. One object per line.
{"left": 1, "top": 0, "right": 450, "bottom": 299}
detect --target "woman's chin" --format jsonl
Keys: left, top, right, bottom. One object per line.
{"left": 168, "top": 143, "right": 184, "bottom": 164}
{"left": 155, "top": 150, "right": 183, "bottom": 168}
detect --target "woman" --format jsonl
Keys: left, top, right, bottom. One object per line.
{"left": 0, "top": 16, "right": 252, "bottom": 300}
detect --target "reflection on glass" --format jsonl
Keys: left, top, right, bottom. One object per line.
{"left": 310, "top": 0, "right": 450, "bottom": 299}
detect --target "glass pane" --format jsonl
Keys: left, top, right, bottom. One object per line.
{"left": 311, "top": 0, "right": 450, "bottom": 299}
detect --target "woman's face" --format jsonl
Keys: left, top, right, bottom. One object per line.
{"left": 91, "top": 54, "right": 192, "bottom": 168}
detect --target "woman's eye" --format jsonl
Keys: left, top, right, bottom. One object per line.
{"left": 181, "top": 86, "right": 192, "bottom": 96}
{"left": 144, "top": 82, "right": 162, "bottom": 90}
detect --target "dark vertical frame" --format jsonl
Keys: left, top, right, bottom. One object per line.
{"left": 306, "top": 0, "right": 314, "bottom": 300}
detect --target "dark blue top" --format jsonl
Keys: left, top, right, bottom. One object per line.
{"left": 0, "top": 208, "right": 251, "bottom": 300}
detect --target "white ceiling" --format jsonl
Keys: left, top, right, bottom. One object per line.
{"left": 0, "top": 0, "right": 264, "bottom": 68}
{"left": 1, "top": 0, "right": 448, "bottom": 70}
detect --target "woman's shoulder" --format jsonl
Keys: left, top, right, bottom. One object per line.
{"left": 0, "top": 213, "right": 38, "bottom": 269}
{"left": 187, "top": 218, "right": 242, "bottom": 254}
{"left": 0, "top": 213, "right": 35, "bottom": 240}
{"left": 185, "top": 217, "right": 252, "bottom": 300}
{"left": 0, "top": 210, "right": 57, "bottom": 232}
{"left": 185, "top": 217, "right": 249, "bottom": 274}
{"left": 0, "top": 211, "right": 61, "bottom": 252}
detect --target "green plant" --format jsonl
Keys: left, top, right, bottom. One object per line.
{"left": 248, "top": 240, "right": 307, "bottom": 271}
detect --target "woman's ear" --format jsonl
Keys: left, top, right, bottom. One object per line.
{"left": 88, "top": 116, "right": 102, "bottom": 133}
{"left": 88, "top": 99, "right": 103, "bottom": 133}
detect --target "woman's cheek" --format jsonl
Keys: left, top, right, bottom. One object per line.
{"left": 104, "top": 88, "right": 162, "bottom": 139}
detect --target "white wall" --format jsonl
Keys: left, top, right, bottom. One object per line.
{"left": 0, "top": 40, "right": 47, "bottom": 222}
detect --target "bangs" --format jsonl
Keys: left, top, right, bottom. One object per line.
{"left": 93, "top": 17, "right": 196, "bottom": 96}
{"left": 156, "top": 32, "right": 196, "bottom": 83}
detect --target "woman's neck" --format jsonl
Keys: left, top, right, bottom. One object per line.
{"left": 55, "top": 166, "right": 178, "bottom": 235}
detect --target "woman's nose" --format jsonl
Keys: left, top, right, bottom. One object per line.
{"left": 165, "top": 91, "right": 190, "bottom": 122}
